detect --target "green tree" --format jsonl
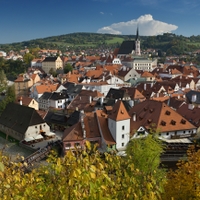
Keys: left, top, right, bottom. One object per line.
{"left": 23, "top": 53, "right": 35, "bottom": 67}
{"left": 126, "top": 135, "right": 166, "bottom": 198}
{"left": 0, "top": 85, "right": 15, "bottom": 114}
{"left": 49, "top": 68, "right": 57, "bottom": 77}
{"left": 30, "top": 47, "right": 40, "bottom": 58}
{"left": 0, "top": 70, "right": 7, "bottom": 93}
{"left": 64, "top": 63, "right": 73, "bottom": 74}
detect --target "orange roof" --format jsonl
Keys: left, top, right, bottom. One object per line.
{"left": 129, "top": 100, "right": 196, "bottom": 134}
{"left": 96, "top": 110, "right": 116, "bottom": 145}
{"left": 141, "top": 71, "right": 154, "bottom": 77}
{"left": 63, "top": 112, "right": 101, "bottom": 142}
{"left": 35, "top": 84, "right": 59, "bottom": 94}
{"left": 85, "top": 69, "right": 103, "bottom": 78}
{"left": 171, "top": 68, "right": 182, "bottom": 75}
{"left": 108, "top": 100, "right": 130, "bottom": 121}
{"left": 16, "top": 96, "right": 33, "bottom": 106}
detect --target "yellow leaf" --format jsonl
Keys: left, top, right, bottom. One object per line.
{"left": 90, "top": 165, "right": 96, "bottom": 172}
{"left": 90, "top": 172, "right": 96, "bottom": 179}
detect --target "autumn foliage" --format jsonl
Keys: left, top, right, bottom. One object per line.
{"left": 2, "top": 137, "right": 199, "bottom": 199}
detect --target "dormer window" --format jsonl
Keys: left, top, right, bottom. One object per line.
{"left": 165, "top": 110, "right": 171, "bottom": 115}
{"left": 147, "top": 119, "right": 152, "bottom": 124}
{"left": 149, "top": 108, "right": 154, "bottom": 113}
{"left": 160, "top": 121, "right": 166, "bottom": 126}
{"left": 171, "top": 120, "right": 176, "bottom": 125}
{"left": 181, "top": 119, "right": 186, "bottom": 124}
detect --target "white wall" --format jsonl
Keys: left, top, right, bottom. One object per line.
{"left": 108, "top": 118, "right": 130, "bottom": 150}
{"left": 25, "top": 122, "right": 50, "bottom": 139}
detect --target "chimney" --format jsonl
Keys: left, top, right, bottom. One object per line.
{"left": 132, "top": 112, "right": 136, "bottom": 121}
{"left": 83, "top": 130, "right": 86, "bottom": 139}
{"left": 100, "top": 97, "right": 104, "bottom": 106}
{"left": 89, "top": 96, "right": 92, "bottom": 103}
{"left": 129, "top": 100, "right": 134, "bottom": 107}
{"left": 144, "top": 83, "right": 146, "bottom": 90}
{"left": 20, "top": 97, "right": 22, "bottom": 105}
{"left": 80, "top": 110, "right": 86, "bottom": 139}
{"left": 188, "top": 104, "right": 194, "bottom": 110}
{"left": 192, "top": 94, "right": 197, "bottom": 103}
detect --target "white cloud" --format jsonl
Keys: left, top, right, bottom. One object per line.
{"left": 97, "top": 14, "right": 178, "bottom": 36}
{"left": 100, "top": 12, "right": 104, "bottom": 15}
{"left": 97, "top": 27, "right": 121, "bottom": 34}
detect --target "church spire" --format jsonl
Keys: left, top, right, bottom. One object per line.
{"left": 136, "top": 26, "right": 139, "bottom": 41}
{"left": 135, "top": 26, "right": 141, "bottom": 56}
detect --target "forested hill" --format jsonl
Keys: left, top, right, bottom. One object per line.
{"left": 1, "top": 32, "right": 200, "bottom": 55}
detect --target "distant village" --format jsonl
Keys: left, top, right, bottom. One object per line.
{"left": 1, "top": 29, "right": 200, "bottom": 156}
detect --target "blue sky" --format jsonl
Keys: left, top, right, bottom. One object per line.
{"left": 0, "top": 0, "right": 200, "bottom": 44}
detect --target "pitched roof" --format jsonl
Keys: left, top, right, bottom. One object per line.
{"left": 108, "top": 100, "right": 131, "bottom": 121}
{"left": 0, "top": 103, "right": 45, "bottom": 134}
{"left": 35, "top": 84, "right": 59, "bottom": 94}
{"left": 177, "top": 103, "right": 200, "bottom": 127}
{"left": 66, "top": 110, "right": 80, "bottom": 126}
{"left": 120, "top": 87, "right": 145, "bottom": 100}
{"left": 67, "top": 95, "right": 96, "bottom": 112}
{"left": 141, "top": 71, "right": 154, "bottom": 77}
{"left": 16, "top": 96, "right": 33, "bottom": 106}
{"left": 45, "top": 111, "right": 67, "bottom": 126}
{"left": 128, "top": 100, "right": 196, "bottom": 135}
{"left": 96, "top": 110, "right": 116, "bottom": 145}
{"left": 106, "top": 88, "right": 128, "bottom": 99}
{"left": 63, "top": 112, "right": 101, "bottom": 141}
{"left": 118, "top": 41, "right": 135, "bottom": 55}
{"left": 186, "top": 90, "right": 200, "bottom": 104}
{"left": 39, "top": 92, "right": 52, "bottom": 100}
{"left": 50, "top": 92, "right": 69, "bottom": 100}
{"left": 42, "top": 57, "right": 58, "bottom": 62}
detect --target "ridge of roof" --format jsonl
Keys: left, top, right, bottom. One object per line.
{"left": 108, "top": 100, "right": 131, "bottom": 121}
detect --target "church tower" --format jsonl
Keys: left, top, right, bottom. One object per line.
{"left": 135, "top": 27, "right": 141, "bottom": 56}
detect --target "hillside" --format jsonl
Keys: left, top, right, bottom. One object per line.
{"left": 1, "top": 32, "right": 200, "bottom": 56}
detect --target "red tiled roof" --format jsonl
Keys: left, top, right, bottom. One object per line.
{"left": 96, "top": 110, "right": 116, "bottom": 145}
{"left": 129, "top": 100, "right": 196, "bottom": 136}
{"left": 108, "top": 100, "right": 131, "bottom": 121}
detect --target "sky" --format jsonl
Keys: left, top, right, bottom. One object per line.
{"left": 0, "top": 0, "right": 200, "bottom": 44}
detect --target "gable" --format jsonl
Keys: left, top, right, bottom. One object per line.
{"left": 0, "top": 103, "right": 45, "bottom": 134}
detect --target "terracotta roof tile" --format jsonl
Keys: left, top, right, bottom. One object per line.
{"left": 16, "top": 97, "right": 34, "bottom": 106}
{"left": 129, "top": 100, "right": 196, "bottom": 136}
{"left": 96, "top": 110, "right": 116, "bottom": 144}
{"left": 62, "top": 112, "right": 101, "bottom": 141}
{"left": 35, "top": 84, "right": 59, "bottom": 94}
{"left": 108, "top": 100, "right": 131, "bottom": 121}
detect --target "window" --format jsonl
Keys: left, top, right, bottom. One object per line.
{"left": 66, "top": 143, "right": 71, "bottom": 148}
{"left": 122, "top": 143, "right": 124, "bottom": 147}
{"left": 122, "top": 134, "right": 124, "bottom": 139}
{"left": 35, "top": 126, "right": 37, "bottom": 128}
{"left": 166, "top": 132, "right": 169, "bottom": 135}
{"left": 122, "top": 125, "right": 125, "bottom": 130}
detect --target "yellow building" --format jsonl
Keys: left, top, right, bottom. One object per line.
{"left": 14, "top": 73, "right": 40, "bottom": 97}
{"left": 42, "top": 56, "right": 63, "bottom": 73}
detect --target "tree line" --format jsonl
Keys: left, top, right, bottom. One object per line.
{"left": 1, "top": 32, "right": 200, "bottom": 56}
